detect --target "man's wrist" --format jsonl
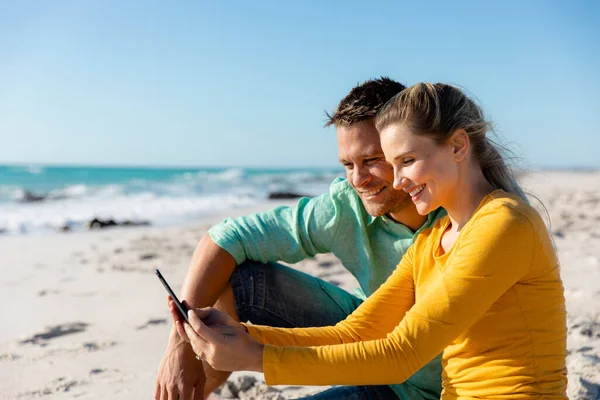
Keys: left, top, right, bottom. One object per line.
{"left": 169, "top": 326, "right": 190, "bottom": 348}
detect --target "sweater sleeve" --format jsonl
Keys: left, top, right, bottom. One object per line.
{"left": 260, "top": 206, "right": 535, "bottom": 386}
{"left": 246, "top": 247, "right": 415, "bottom": 347}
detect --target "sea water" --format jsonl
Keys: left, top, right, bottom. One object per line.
{"left": 0, "top": 164, "right": 343, "bottom": 235}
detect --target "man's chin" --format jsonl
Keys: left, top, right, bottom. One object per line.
{"left": 362, "top": 202, "right": 388, "bottom": 218}
{"left": 363, "top": 196, "right": 415, "bottom": 218}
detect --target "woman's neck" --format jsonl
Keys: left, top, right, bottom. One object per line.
{"left": 444, "top": 167, "right": 496, "bottom": 232}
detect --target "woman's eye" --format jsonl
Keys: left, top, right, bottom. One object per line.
{"left": 402, "top": 158, "right": 415, "bottom": 166}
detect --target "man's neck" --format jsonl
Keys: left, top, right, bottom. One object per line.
{"left": 387, "top": 207, "right": 428, "bottom": 232}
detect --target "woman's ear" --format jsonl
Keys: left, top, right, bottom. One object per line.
{"left": 449, "top": 129, "right": 469, "bottom": 162}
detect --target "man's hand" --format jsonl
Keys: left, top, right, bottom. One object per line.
{"left": 154, "top": 327, "right": 206, "bottom": 400}
{"left": 154, "top": 234, "right": 240, "bottom": 398}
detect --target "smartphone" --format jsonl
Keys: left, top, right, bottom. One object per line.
{"left": 155, "top": 269, "right": 190, "bottom": 324}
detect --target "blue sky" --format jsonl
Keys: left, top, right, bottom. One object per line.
{"left": 0, "top": 1, "right": 598, "bottom": 169}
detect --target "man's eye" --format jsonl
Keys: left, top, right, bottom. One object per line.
{"left": 402, "top": 158, "right": 415, "bottom": 166}
{"left": 364, "top": 158, "right": 379, "bottom": 165}
{"left": 343, "top": 163, "right": 353, "bottom": 170}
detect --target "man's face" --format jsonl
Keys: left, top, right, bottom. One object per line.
{"left": 337, "top": 120, "right": 412, "bottom": 217}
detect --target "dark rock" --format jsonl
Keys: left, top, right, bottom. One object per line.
{"left": 122, "top": 220, "right": 151, "bottom": 227}
{"left": 87, "top": 218, "right": 151, "bottom": 230}
{"left": 268, "top": 191, "right": 310, "bottom": 200}
{"left": 59, "top": 224, "right": 71, "bottom": 232}
{"left": 88, "top": 218, "right": 118, "bottom": 230}
{"left": 19, "top": 190, "right": 47, "bottom": 203}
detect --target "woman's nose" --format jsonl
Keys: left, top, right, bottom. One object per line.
{"left": 393, "top": 174, "right": 409, "bottom": 191}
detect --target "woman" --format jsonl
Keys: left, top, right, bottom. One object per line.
{"left": 170, "top": 83, "right": 568, "bottom": 399}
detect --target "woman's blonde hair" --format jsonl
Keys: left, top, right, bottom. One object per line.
{"left": 375, "top": 83, "right": 525, "bottom": 199}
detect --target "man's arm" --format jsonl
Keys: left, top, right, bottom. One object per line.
{"left": 180, "top": 233, "right": 237, "bottom": 308}
{"left": 155, "top": 234, "right": 237, "bottom": 400}
{"left": 156, "top": 180, "right": 352, "bottom": 399}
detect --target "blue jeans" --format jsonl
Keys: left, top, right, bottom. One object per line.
{"left": 230, "top": 261, "right": 442, "bottom": 400}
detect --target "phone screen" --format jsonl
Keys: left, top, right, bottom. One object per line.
{"left": 155, "top": 269, "right": 190, "bottom": 323}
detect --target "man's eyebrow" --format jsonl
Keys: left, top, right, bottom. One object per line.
{"left": 339, "top": 152, "right": 384, "bottom": 164}
{"left": 355, "top": 152, "right": 384, "bottom": 159}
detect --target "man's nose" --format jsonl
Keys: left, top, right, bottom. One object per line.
{"left": 352, "top": 167, "right": 371, "bottom": 188}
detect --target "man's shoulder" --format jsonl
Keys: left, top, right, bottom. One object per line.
{"left": 328, "top": 177, "right": 359, "bottom": 197}
{"left": 323, "top": 177, "right": 365, "bottom": 209}
{"left": 303, "top": 177, "right": 370, "bottom": 226}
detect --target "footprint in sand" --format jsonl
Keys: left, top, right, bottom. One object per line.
{"left": 20, "top": 322, "right": 89, "bottom": 346}
{"left": 0, "top": 353, "right": 21, "bottom": 362}
{"left": 37, "top": 289, "right": 61, "bottom": 297}
{"left": 35, "top": 341, "right": 118, "bottom": 360}
{"left": 19, "top": 376, "right": 86, "bottom": 397}
{"left": 137, "top": 318, "right": 168, "bottom": 330}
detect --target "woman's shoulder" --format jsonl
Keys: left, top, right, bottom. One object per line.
{"left": 475, "top": 189, "right": 546, "bottom": 231}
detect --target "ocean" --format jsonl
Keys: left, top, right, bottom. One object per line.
{"left": 0, "top": 164, "right": 344, "bottom": 235}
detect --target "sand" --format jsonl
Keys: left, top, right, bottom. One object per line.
{"left": 0, "top": 171, "right": 598, "bottom": 399}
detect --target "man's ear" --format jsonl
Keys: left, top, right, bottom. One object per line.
{"left": 449, "top": 129, "right": 469, "bottom": 162}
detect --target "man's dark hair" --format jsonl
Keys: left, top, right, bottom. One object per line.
{"left": 324, "top": 77, "right": 407, "bottom": 127}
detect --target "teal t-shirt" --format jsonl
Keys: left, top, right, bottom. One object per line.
{"left": 209, "top": 177, "right": 444, "bottom": 298}
{"left": 209, "top": 177, "right": 445, "bottom": 399}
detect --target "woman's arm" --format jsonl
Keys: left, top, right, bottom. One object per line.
{"left": 262, "top": 207, "right": 536, "bottom": 386}
{"left": 245, "top": 248, "right": 416, "bottom": 347}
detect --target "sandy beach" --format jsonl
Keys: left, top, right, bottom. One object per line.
{"left": 1, "top": 171, "right": 599, "bottom": 400}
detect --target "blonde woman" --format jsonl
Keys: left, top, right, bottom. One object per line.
{"left": 170, "top": 83, "right": 567, "bottom": 399}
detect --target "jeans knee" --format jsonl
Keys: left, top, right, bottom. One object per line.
{"left": 230, "top": 261, "right": 269, "bottom": 321}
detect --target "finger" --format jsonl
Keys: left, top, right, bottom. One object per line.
{"left": 167, "top": 384, "right": 180, "bottom": 400}
{"left": 160, "top": 384, "right": 168, "bottom": 400}
{"left": 186, "top": 305, "right": 214, "bottom": 320}
{"left": 175, "top": 320, "right": 191, "bottom": 343}
{"left": 181, "top": 299, "right": 191, "bottom": 313}
{"left": 187, "top": 310, "right": 220, "bottom": 343}
{"left": 193, "top": 385, "right": 203, "bottom": 400}
{"left": 183, "top": 323, "right": 211, "bottom": 361}
{"left": 169, "top": 301, "right": 184, "bottom": 324}
{"left": 183, "top": 320, "right": 209, "bottom": 346}
{"left": 180, "top": 384, "right": 193, "bottom": 400}
{"left": 154, "top": 379, "right": 160, "bottom": 400}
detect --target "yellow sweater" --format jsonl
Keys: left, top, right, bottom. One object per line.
{"left": 246, "top": 191, "right": 567, "bottom": 399}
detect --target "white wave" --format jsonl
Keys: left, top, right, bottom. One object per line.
{"left": 8, "top": 165, "right": 45, "bottom": 175}
{"left": 27, "top": 165, "right": 44, "bottom": 174}
{"left": 0, "top": 168, "right": 344, "bottom": 235}
{"left": 50, "top": 184, "right": 88, "bottom": 198}
{"left": 0, "top": 192, "right": 259, "bottom": 235}
{"left": 0, "top": 186, "right": 24, "bottom": 202}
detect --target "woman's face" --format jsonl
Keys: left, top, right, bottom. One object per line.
{"left": 379, "top": 123, "right": 459, "bottom": 215}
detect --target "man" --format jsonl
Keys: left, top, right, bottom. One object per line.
{"left": 155, "top": 77, "right": 444, "bottom": 400}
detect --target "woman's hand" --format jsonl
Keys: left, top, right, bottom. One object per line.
{"left": 168, "top": 298, "right": 264, "bottom": 373}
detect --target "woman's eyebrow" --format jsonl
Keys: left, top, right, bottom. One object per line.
{"left": 392, "top": 150, "right": 415, "bottom": 161}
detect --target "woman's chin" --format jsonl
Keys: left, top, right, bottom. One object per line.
{"left": 415, "top": 202, "right": 434, "bottom": 216}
